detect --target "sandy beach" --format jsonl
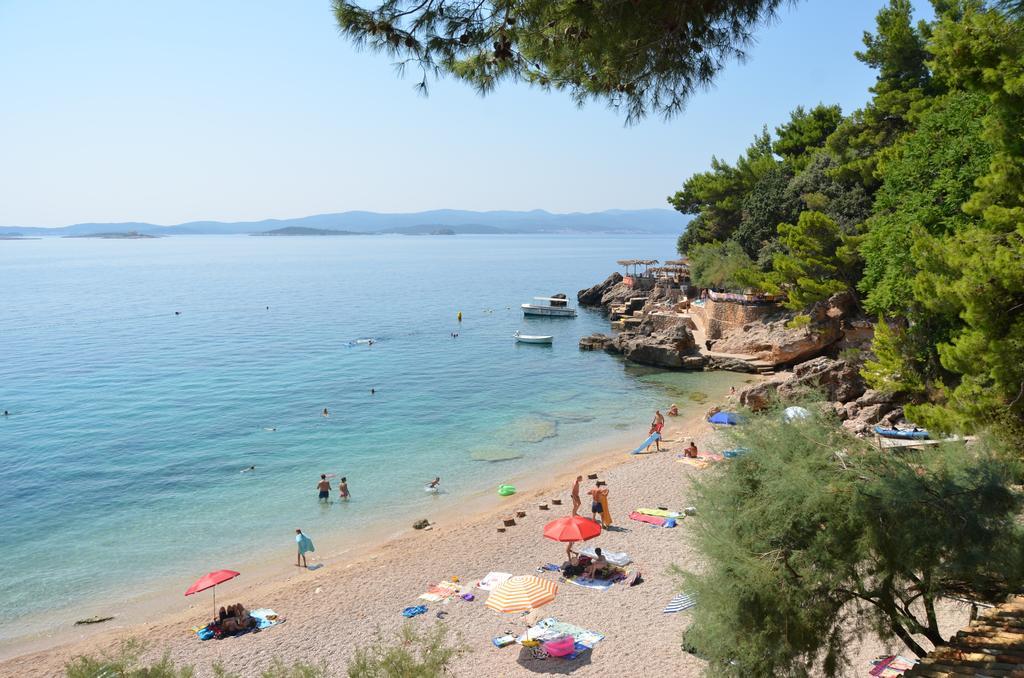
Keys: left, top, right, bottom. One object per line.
{"left": 0, "top": 379, "right": 968, "bottom": 678}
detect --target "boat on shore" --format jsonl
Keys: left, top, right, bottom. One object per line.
{"left": 514, "top": 331, "right": 553, "bottom": 344}
{"left": 521, "top": 297, "right": 577, "bottom": 318}
{"left": 874, "top": 425, "right": 929, "bottom": 440}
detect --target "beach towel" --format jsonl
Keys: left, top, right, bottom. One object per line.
{"left": 869, "top": 655, "right": 917, "bottom": 677}
{"left": 401, "top": 605, "right": 428, "bottom": 618}
{"left": 578, "top": 547, "right": 631, "bottom": 567}
{"left": 663, "top": 593, "right": 697, "bottom": 613}
{"left": 629, "top": 511, "right": 667, "bottom": 527}
{"left": 518, "top": 618, "right": 605, "bottom": 650}
{"left": 629, "top": 432, "right": 661, "bottom": 455}
{"left": 249, "top": 608, "right": 282, "bottom": 629}
{"left": 676, "top": 457, "right": 711, "bottom": 469}
{"left": 419, "top": 581, "right": 461, "bottom": 602}
{"left": 635, "top": 508, "right": 681, "bottom": 518}
{"left": 295, "top": 533, "right": 314, "bottom": 554}
{"left": 476, "top": 572, "right": 512, "bottom": 591}
{"left": 722, "top": 447, "right": 750, "bottom": 459}
{"left": 565, "top": 576, "right": 615, "bottom": 590}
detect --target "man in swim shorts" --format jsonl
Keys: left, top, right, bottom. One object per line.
{"left": 316, "top": 474, "right": 331, "bottom": 502}
{"left": 571, "top": 476, "right": 582, "bottom": 516}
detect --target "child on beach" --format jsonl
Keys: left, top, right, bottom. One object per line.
{"left": 295, "top": 529, "right": 315, "bottom": 568}
{"left": 338, "top": 477, "right": 350, "bottom": 501}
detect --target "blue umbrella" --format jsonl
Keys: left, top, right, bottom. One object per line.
{"left": 708, "top": 411, "right": 741, "bottom": 425}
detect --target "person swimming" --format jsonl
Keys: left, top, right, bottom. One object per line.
{"left": 370, "top": 388, "right": 375, "bottom": 395}
{"left": 241, "top": 465, "right": 256, "bottom": 473}
{"left": 427, "top": 477, "right": 441, "bottom": 489}
{"left": 322, "top": 408, "right": 329, "bottom": 417}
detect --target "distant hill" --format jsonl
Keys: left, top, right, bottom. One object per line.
{"left": 252, "top": 226, "right": 362, "bottom": 236}
{"left": 63, "top": 231, "right": 159, "bottom": 239}
{"left": 383, "top": 223, "right": 506, "bottom": 235}
{"left": 5, "top": 209, "right": 688, "bottom": 237}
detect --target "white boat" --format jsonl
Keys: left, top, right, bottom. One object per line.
{"left": 514, "top": 331, "right": 553, "bottom": 344}
{"left": 521, "top": 297, "right": 577, "bottom": 318}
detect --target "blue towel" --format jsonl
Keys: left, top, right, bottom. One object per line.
{"left": 295, "top": 533, "right": 315, "bottom": 554}
{"left": 630, "top": 432, "right": 661, "bottom": 455}
{"left": 402, "top": 605, "right": 428, "bottom": 618}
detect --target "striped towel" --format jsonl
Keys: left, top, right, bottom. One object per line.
{"left": 663, "top": 593, "right": 697, "bottom": 613}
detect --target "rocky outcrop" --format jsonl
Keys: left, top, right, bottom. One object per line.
{"left": 776, "top": 356, "right": 867, "bottom": 403}
{"left": 711, "top": 305, "right": 842, "bottom": 366}
{"left": 579, "top": 333, "right": 614, "bottom": 351}
{"left": 608, "top": 316, "right": 704, "bottom": 369}
{"left": 550, "top": 293, "right": 568, "bottom": 307}
{"left": 577, "top": 273, "right": 623, "bottom": 307}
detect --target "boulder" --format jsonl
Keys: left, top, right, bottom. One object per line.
{"left": 853, "top": 403, "right": 896, "bottom": 426}
{"left": 738, "top": 380, "right": 783, "bottom": 411}
{"left": 609, "top": 322, "right": 703, "bottom": 369}
{"left": 601, "top": 282, "right": 644, "bottom": 308}
{"left": 707, "top": 356, "right": 760, "bottom": 374}
{"left": 776, "top": 357, "right": 867, "bottom": 404}
{"left": 577, "top": 273, "right": 622, "bottom": 307}
{"left": 579, "top": 333, "right": 613, "bottom": 351}
{"left": 854, "top": 389, "right": 896, "bottom": 407}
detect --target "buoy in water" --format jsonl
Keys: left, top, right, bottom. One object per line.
{"left": 457, "top": 311, "right": 462, "bottom": 322}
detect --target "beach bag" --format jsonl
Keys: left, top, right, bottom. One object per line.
{"left": 543, "top": 635, "right": 576, "bottom": 657}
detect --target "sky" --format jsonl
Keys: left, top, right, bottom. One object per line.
{"left": 0, "top": 1, "right": 907, "bottom": 227}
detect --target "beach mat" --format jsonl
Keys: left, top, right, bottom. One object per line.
{"left": 419, "top": 581, "right": 461, "bottom": 602}
{"left": 635, "top": 508, "right": 681, "bottom": 518}
{"left": 518, "top": 618, "right": 605, "bottom": 650}
{"left": 869, "top": 655, "right": 917, "bottom": 676}
{"left": 663, "top": 593, "right": 697, "bottom": 613}
{"left": 676, "top": 457, "right": 711, "bottom": 469}
{"left": 629, "top": 432, "right": 661, "bottom": 455}
{"left": 565, "top": 576, "right": 615, "bottom": 590}
{"left": 476, "top": 572, "right": 512, "bottom": 591}
{"left": 249, "top": 608, "right": 283, "bottom": 629}
{"left": 629, "top": 511, "right": 667, "bottom": 527}
{"left": 578, "top": 547, "right": 631, "bottom": 567}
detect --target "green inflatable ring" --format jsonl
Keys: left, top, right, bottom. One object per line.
{"left": 497, "top": 484, "right": 516, "bottom": 496}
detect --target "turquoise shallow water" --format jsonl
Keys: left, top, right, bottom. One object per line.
{"left": 0, "top": 234, "right": 734, "bottom": 642}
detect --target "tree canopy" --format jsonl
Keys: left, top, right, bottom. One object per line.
{"left": 332, "top": 0, "right": 786, "bottom": 123}
{"left": 682, "top": 412, "right": 1024, "bottom": 676}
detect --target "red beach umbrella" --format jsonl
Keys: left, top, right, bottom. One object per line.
{"left": 185, "top": 569, "right": 240, "bottom": 620}
{"left": 543, "top": 515, "right": 602, "bottom": 542}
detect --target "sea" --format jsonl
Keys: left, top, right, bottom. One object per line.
{"left": 0, "top": 233, "right": 737, "bottom": 647}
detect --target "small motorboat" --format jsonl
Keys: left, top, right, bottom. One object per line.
{"left": 521, "top": 297, "right": 577, "bottom": 318}
{"left": 514, "top": 331, "right": 553, "bottom": 344}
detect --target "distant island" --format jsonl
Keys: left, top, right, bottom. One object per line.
{"left": 0, "top": 232, "right": 39, "bottom": 240}
{"left": 252, "top": 226, "right": 362, "bottom": 236}
{"left": 5, "top": 208, "right": 688, "bottom": 238}
{"left": 64, "top": 231, "right": 159, "bottom": 239}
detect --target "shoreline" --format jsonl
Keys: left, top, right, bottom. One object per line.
{"left": 0, "top": 379, "right": 744, "bottom": 672}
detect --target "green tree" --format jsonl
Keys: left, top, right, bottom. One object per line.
{"left": 861, "top": 318, "right": 927, "bottom": 396}
{"left": 859, "top": 91, "right": 992, "bottom": 316}
{"left": 687, "top": 240, "right": 759, "bottom": 291}
{"left": 826, "top": 0, "right": 935, "bottom": 190}
{"left": 767, "top": 211, "right": 862, "bottom": 309}
{"left": 682, "top": 414, "right": 1024, "bottom": 676}
{"left": 332, "top": 0, "right": 786, "bottom": 123}
{"left": 783, "top": 152, "right": 873, "bottom": 233}
{"left": 906, "top": 4, "right": 1024, "bottom": 433}
{"left": 671, "top": 129, "right": 776, "bottom": 253}
{"left": 773, "top": 104, "right": 844, "bottom": 170}
{"left": 735, "top": 163, "right": 800, "bottom": 260}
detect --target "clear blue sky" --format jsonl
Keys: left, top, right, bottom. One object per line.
{"left": 0, "top": 1, "right": 911, "bottom": 227}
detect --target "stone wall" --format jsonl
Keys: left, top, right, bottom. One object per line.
{"left": 701, "top": 298, "right": 780, "bottom": 340}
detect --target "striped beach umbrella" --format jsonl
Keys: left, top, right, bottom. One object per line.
{"left": 485, "top": 575, "right": 558, "bottom": 613}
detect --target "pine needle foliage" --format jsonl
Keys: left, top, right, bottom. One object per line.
{"left": 332, "top": 0, "right": 788, "bottom": 123}
{"left": 680, "top": 410, "right": 1024, "bottom": 676}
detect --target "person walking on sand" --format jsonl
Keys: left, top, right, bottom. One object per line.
{"left": 571, "top": 476, "right": 582, "bottom": 516}
{"left": 295, "top": 529, "right": 314, "bottom": 568}
{"left": 338, "top": 476, "right": 350, "bottom": 501}
{"left": 316, "top": 474, "right": 331, "bottom": 503}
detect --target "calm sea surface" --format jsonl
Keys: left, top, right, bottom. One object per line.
{"left": 0, "top": 234, "right": 734, "bottom": 642}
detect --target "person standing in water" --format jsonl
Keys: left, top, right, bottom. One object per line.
{"left": 571, "top": 475, "right": 582, "bottom": 516}
{"left": 427, "top": 477, "right": 441, "bottom": 489}
{"left": 295, "top": 529, "right": 314, "bottom": 568}
{"left": 338, "top": 477, "right": 350, "bottom": 501}
{"left": 316, "top": 474, "right": 331, "bottom": 502}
